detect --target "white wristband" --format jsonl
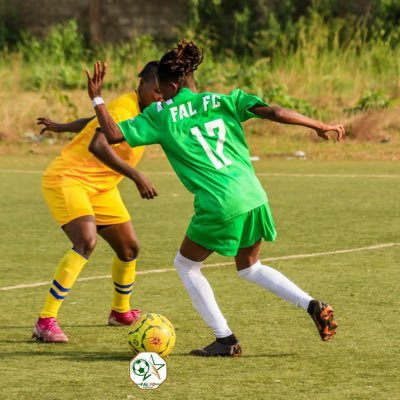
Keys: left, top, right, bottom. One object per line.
{"left": 92, "top": 96, "right": 105, "bottom": 107}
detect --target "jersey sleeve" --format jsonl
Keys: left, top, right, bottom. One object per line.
{"left": 118, "top": 104, "right": 161, "bottom": 147}
{"left": 229, "top": 89, "right": 269, "bottom": 122}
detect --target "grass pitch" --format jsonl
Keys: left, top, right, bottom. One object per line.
{"left": 0, "top": 155, "right": 399, "bottom": 400}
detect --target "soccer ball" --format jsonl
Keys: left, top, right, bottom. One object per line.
{"left": 128, "top": 313, "right": 176, "bottom": 357}
{"left": 132, "top": 359, "right": 150, "bottom": 377}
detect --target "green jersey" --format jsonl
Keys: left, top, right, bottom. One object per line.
{"left": 119, "top": 88, "right": 268, "bottom": 222}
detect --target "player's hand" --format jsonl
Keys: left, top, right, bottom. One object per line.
{"left": 315, "top": 124, "right": 345, "bottom": 142}
{"left": 37, "top": 117, "right": 63, "bottom": 135}
{"left": 86, "top": 60, "right": 107, "bottom": 100}
{"left": 131, "top": 171, "right": 158, "bottom": 200}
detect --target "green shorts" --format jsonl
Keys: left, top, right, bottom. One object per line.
{"left": 186, "top": 203, "right": 277, "bottom": 257}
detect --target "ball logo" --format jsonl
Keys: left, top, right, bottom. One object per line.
{"left": 129, "top": 352, "right": 167, "bottom": 389}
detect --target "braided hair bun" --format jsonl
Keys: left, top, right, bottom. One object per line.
{"left": 158, "top": 40, "right": 203, "bottom": 82}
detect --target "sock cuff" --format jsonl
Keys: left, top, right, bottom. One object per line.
{"left": 112, "top": 256, "right": 137, "bottom": 267}
{"left": 70, "top": 247, "right": 89, "bottom": 261}
{"left": 237, "top": 260, "right": 262, "bottom": 277}
{"left": 174, "top": 251, "right": 203, "bottom": 269}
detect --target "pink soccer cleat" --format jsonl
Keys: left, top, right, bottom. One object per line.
{"left": 108, "top": 309, "right": 141, "bottom": 326}
{"left": 32, "top": 317, "right": 69, "bottom": 343}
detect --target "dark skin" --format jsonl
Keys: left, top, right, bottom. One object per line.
{"left": 37, "top": 116, "right": 95, "bottom": 135}
{"left": 87, "top": 60, "right": 345, "bottom": 267}
{"left": 41, "top": 68, "right": 162, "bottom": 260}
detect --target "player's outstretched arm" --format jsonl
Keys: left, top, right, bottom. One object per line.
{"left": 37, "top": 116, "right": 95, "bottom": 135}
{"left": 89, "top": 129, "right": 158, "bottom": 200}
{"left": 250, "top": 105, "right": 345, "bottom": 141}
{"left": 86, "top": 60, "right": 125, "bottom": 144}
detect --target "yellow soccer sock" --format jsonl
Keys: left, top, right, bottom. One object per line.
{"left": 39, "top": 249, "right": 88, "bottom": 318}
{"left": 111, "top": 256, "right": 136, "bottom": 313}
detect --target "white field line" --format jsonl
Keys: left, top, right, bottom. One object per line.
{"left": 0, "top": 169, "right": 399, "bottom": 179}
{"left": 257, "top": 172, "right": 400, "bottom": 179}
{"left": 1, "top": 242, "right": 398, "bottom": 292}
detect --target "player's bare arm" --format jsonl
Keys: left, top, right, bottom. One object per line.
{"left": 37, "top": 116, "right": 95, "bottom": 135}
{"left": 250, "top": 105, "right": 345, "bottom": 141}
{"left": 86, "top": 61, "right": 157, "bottom": 199}
{"left": 89, "top": 129, "right": 158, "bottom": 200}
{"left": 86, "top": 61, "right": 125, "bottom": 144}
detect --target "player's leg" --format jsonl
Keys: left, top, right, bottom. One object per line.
{"left": 34, "top": 216, "right": 97, "bottom": 343}
{"left": 34, "top": 184, "right": 97, "bottom": 343}
{"left": 235, "top": 204, "right": 337, "bottom": 341}
{"left": 98, "top": 221, "right": 140, "bottom": 326}
{"left": 235, "top": 239, "right": 313, "bottom": 309}
{"left": 93, "top": 187, "right": 140, "bottom": 326}
{"left": 174, "top": 234, "right": 241, "bottom": 357}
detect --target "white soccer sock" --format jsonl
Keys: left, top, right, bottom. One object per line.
{"left": 238, "top": 261, "right": 313, "bottom": 309}
{"left": 174, "top": 251, "right": 232, "bottom": 338}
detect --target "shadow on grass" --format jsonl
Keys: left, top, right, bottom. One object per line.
{"left": 0, "top": 345, "right": 295, "bottom": 361}
{"left": 0, "top": 326, "right": 35, "bottom": 330}
{"left": 168, "top": 352, "right": 296, "bottom": 358}
{"left": 0, "top": 324, "right": 112, "bottom": 330}
{"left": 0, "top": 348, "right": 130, "bottom": 362}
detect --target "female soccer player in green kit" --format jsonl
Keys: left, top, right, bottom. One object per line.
{"left": 87, "top": 40, "right": 344, "bottom": 357}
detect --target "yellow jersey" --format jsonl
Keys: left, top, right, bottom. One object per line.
{"left": 43, "top": 92, "right": 144, "bottom": 191}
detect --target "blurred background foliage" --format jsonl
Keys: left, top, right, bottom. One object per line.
{"left": 0, "top": 0, "right": 399, "bottom": 90}
{"left": 185, "top": 0, "right": 400, "bottom": 56}
{"left": 0, "top": 0, "right": 399, "bottom": 146}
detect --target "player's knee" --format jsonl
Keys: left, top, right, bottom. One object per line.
{"left": 117, "top": 241, "right": 140, "bottom": 262}
{"left": 74, "top": 236, "right": 97, "bottom": 258}
{"left": 174, "top": 251, "right": 202, "bottom": 272}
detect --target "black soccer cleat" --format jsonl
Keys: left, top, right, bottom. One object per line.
{"left": 190, "top": 340, "right": 242, "bottom": 357}
{"left": 307, "top": 299, "right": 338, "bottom": 341}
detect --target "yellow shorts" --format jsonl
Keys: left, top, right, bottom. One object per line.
{"left": 42, "top": 180, "right": 131, "bottom": 227}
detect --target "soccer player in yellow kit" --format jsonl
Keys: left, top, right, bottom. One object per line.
{"left": 32, "top": 61, "right": 161, "bottom": 343}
